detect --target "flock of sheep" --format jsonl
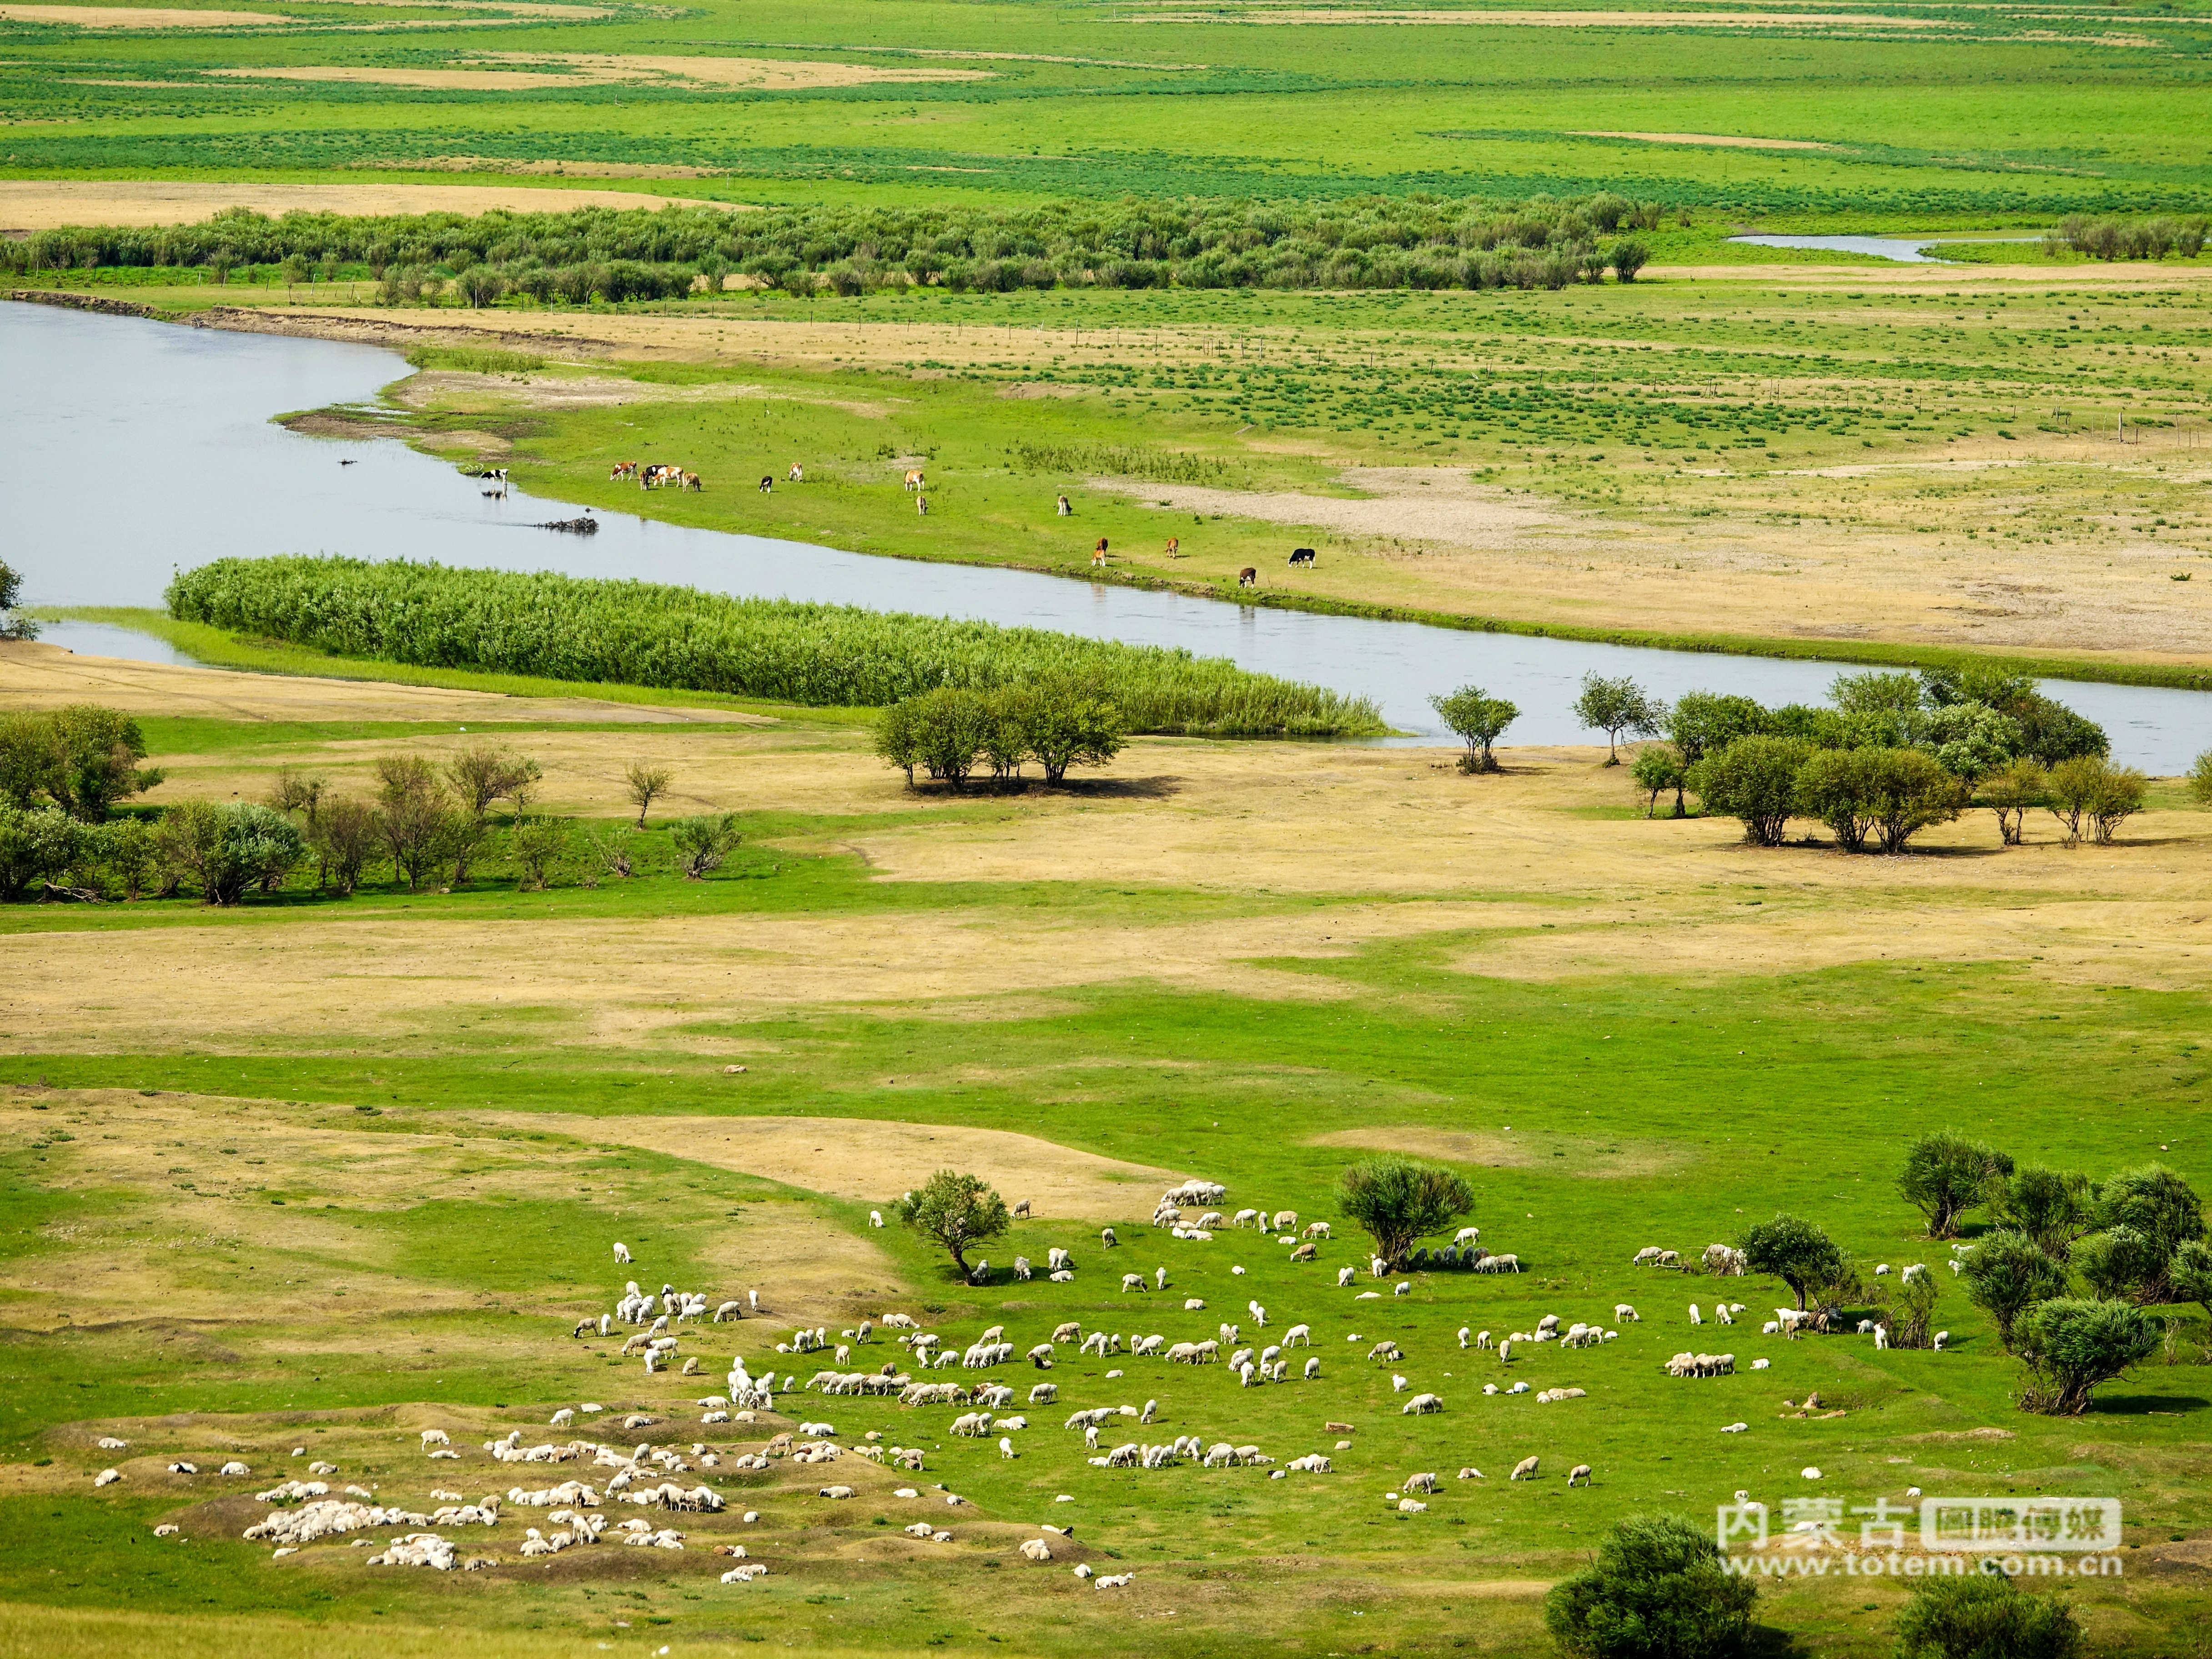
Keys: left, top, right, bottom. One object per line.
{"left": 94, "top": 1182, "right": 1937, "bottom": 1590}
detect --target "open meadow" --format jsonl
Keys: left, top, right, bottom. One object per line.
{"left": 8, "top": 0, "right": 2212, "bottom": 1649}
{"left": 4, "top": 635, "right": 2212, "bottom": 1655}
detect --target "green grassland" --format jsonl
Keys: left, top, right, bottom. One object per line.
{"left": 4, "top": 701, "right": 2212, "bottom": 1654}
{"left": 7, "top": 0, "right": 2212, "bottom": 216}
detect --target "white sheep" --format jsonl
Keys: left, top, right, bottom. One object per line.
{"left": 1101, "top": 1228, "right": 1117, "bottom": 1249}
{"left": 1303, "top": 1356, "right": 1320, "bottom": 1380}
{"left": 1393, "top": 1282, "right": 1410, "bottom": 1298}
{"left": 1614, "top": 1303, "right": 1639, "bottom": 1322}
{"left": 1401, "top": 1393, "right": 1443, "bottom": 1415}
{"left": 1568, "top": 1464, "right": 1592, "bottom": 1487}
{"left": 613, "top": 1242, "right": 631, "bottom": 1264}
{"left": 1510, "top": 1456, "right": 1538, "bottom": 1481}
{"left": 1337, "top": 1266, "right": 1356, "bottom": 1288}
{"left": 1933, "top": 1331, "right": 1950, "bottom": 1351}
{"left": 1688, "top": 1303, "right": 1703, "bottom": 1326}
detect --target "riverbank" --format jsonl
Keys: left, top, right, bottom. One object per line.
{"left": 13, "top": 277, "right": 2212, "bottom": 693}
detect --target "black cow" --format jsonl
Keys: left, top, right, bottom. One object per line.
{"left": 1288, "top": 548, "right": 1317, "bottom": 567}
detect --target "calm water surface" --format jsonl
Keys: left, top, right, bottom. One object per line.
{"left": 8, "top": 301, "right": 2203, "bottom": 766}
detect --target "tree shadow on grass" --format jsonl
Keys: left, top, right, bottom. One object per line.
{"left": 2086, "top": 1392, "right": 2211, "bottom": 1415}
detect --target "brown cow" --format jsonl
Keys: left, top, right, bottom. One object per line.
{"left": 1237, "top": 568, "right": 1257, "bottom": 588}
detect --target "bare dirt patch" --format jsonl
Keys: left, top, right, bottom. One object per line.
{"left": 393, "top": 367, "right": 902, "bottom": 419}
{"left": 1308, "top": 1126, "right": 1688, "bottom": 1178}
{"left": 486, "top": 1112, "right": 1188, "bottom": 1219}
{"left": 1572, "top": 130, "right": 1831, "bottom": 151}
{"left": 0, "top": 178, "right": 683, "bottom": 231}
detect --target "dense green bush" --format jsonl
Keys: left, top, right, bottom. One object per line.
{"left": 1432, "top": 684, "right": 1519, "bottom": 773}
{"left": 1898, "top": 1132, "right": 2014, "bottom": 1240}
{"left": 2053, "top": 213, "right": 2209, "bottom": 261}
{"left": 1737, "top": 1213, "right": 1845, "bottom": 1312}
{"left": 2015, "top": 1297, "right": 2162, "bottom": 1414}
{"left": 1689, "top": 736, "right": 1809, "bottom": 846}
{"left": 1893, "top": 1573, "right": 2081, "bottom": 1659}
{"left": 1336, "top": 1157, "right": 1475, "bottom": 1270}
{"left": 168, "top": 557, "right": 1378, "bottom": 738}
{"left": 1543, "top": 1513, "right": 1757, "bottom": 1659}
{"left": 1961, "top": 1230, "right": 2070, "bottom": 1350}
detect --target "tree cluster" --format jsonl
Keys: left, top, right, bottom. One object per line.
{"left": 873, "top": 684, "right": 1126, "bottom": 790}
{"left": 1639, "top": 670, "right": 2115, "bottom": 850}
{"left": 2051, "top": 213, "right": 2210, "bottom": 262}
{"left": 3, "top": 194, "right": 1664, "bottom": 298}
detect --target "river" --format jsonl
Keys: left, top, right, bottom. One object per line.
{"left": 6, "top": 299, "right": 2203, "bottom": 766}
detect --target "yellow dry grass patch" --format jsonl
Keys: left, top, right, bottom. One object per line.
{"left": 396, "top": 367, "right": 904, "bottom": 419}
{"left": 0, "top": 640, "right": 766, "bottom": 725}
{"left": 487, "top": 1112, "right": 1188, "bottom": 1219}
{"left": 1089, "top": 464, "right": 1582, "bottom": 552}
{"left": 210, "top": 52, "right": 991, "bottom": 90}
{"left": 0, "top": 178, "right": 683, "bottom": 231}
{"left": 0, "top": 1086, "right": 902, "bottom": 1321}
{"left": 1572, "top": 129, "right": 1831, "bottom": 150}
{"left": 0, "top": 4, "right": 284, "bottom": 24}
{"left": 1309, "top": 1125, "right": 1688, "bottom": 1177}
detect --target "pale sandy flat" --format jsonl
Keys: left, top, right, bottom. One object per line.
{"left": 1129, "top": 8, "right": 1957, "bottom": 26}
{"left": 484, "top": 1112, "right": 1190, "bottom": 1220}
{"left": 0, "top": 3, "right": 282, "bottom": 22}
{"left": 0, "top": 178, "right": 684, "bottom": 230}
{"left": 0, "top": 640, "right": 766, "bottom": 725}
{"left": 1090, "top": 465, "right": 1584, "bottom": 552}
{"left": 1573, "top": 130, "right": 1831, "bottom": 151}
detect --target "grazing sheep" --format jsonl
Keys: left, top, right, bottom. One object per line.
{"left": 613, "top": 1243, "right": 632, "bottom": 1264}
{"left": 1337, "top": 1266, "right": 1357, "bottom": 1288}
{"left": 1121, "top": 1274, "right": 1146, "bottom": 1293}
{"left": 1689, "top": 1304, "right": 1703, "bottom": 1326}
{"left": 1633, "top": 1247, "right": 1664, "bottom": 1266}
{"left": 1750, "top": 1358, "right": 1770, "bottom": 1370}
{"left": 1568, "top": 1464, "right": 1592, "bottom": 1487}
{"left": 1404, "top": 1471, "right": 1439, "bottom": 1494}
{"left": 1393, "top": 1282, "right": 1411, "bottom": 1298}
{"left": 1702, "top": 1243, "right": 1748, "bottom": 1277}
{"left": 1183, "top": 1298, "right": 1205, "bottom": 1312}
{"left": 1875, "top": 1263, "right": 1891, "bottom": 1277}
{"left": 1304, "top": 1356, "right": 1320, "bottom": 1380}
{"left": 999, "top": 1438, "right": 1016, "bottom": 1460}
{"left": 1101, "top": 1229, "right": 1117, "bottom": 1249}
{"left": 1716, "top": 1305, "right": 1735, "bottom": 1326}
{"left": 1614, "top": 1304, "right": 1639, "bottom": 1323}
{"left": 1013, "top": 1199, "right": 1031, "bottom": 1219}
{"left": 1391, "top": 1373, "right": 1408, "bottom": 1393}
{"left": 1510, "top": 1456, "right": 1539, "bottom": 1481}
{"left": 1401, "top": 1393, "right": 1443, "bottom": 1416}
{"left": 1933, "top": 1331, "right": 1949, "bottom": 1352}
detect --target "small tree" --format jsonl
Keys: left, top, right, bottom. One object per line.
{"left": 0, "top": 557, "right": 38, "bottom": 640}
{"left": 1897, "top": 1131, "right": 2014, "bottom": 1239}
{"left": 874, "top": 700, "right": 923, "bottom": 787}
{"left": 1738, "top": 1213, "right": 1844, "bottom": 1312}
{"left": 1867, "top": 747, "right": 1968, "bottom": 853}
{"left": 669, "top": 812, "right": 742, "bottom": 879}
{"left": 2083, "top": 763, "right": 2147, "bottom": 845}
{"left": 1993, "top": 1165, "right": 2095, "bottom": 1257}
{"left": 154, "top": 800, "right": 304, "bottom": 905}
{"left": 1666, "top": 692, "right": 1769, "bottom": 767}
{"left": 2045, "top": 754, "right": 2107, "bottom": 847}
{"left": 1889, "top": 1271, "right": 1941, "bottom": 1349}
{"left": 2016, "top": 1297, "right": 2161, "bottom": 1414}
{"left": 1631, "top": 744, "right": 1687, "bottom": 818}
{"left": 1893, "top": 1573, "right": 2082, "bottom": 1659}
{"left": 1981, "top": 759, "right": 2046, "bottom": 846}
{"left": 1336, "top": 1156, "right": 1474, "bottom": 1270}
{"left": 447, "top": 744, "right": 541, "bottom": 823}
{"left": 908, "top": 688, "right": 993, "bottom": 790}
{"left": 1960, "top": 1229, "right": 2069, "bottom": 1350}
{"left": 1608, "top": 239, "right": 1650, "bottom": 284}
{"left": 1793, "top": 747, "right": 1880, "bottom": 852}
{"left": 624, "top": 760, "right": 675, "bottom": 828}
{"left": 266, "top": 766, "right": 327, "bottom": 830}
{"left": 0, "top": 802, "right": 81, "bottom": 902}
{"left": 2166, "top": 1237, "right": 2212, "bottom": 1323}
{"left": 88, "top": 816, "right": 158, "bottom": 901}
{"left": 508, "top": 814, "right": 572, "bottom": 891}
{"left": 313, "top": 795, "right": 381, "bottom": 895}
{"left": 2092, "top": 1162, "right": 2205, "bottom": 1301}
{"left": 2188, "top": 748, "right": 2212, "bottom": 808}
{"left": 898, "top": 1169, "right": 1010, "bottom": 1276}
{"left": 1024, "top": 693, "right": 1125, "bottom": 786}
{"left": 1543, "top": 1513, "right": 1757, "bottom": 1659}
{"left": 48, "top": 704, "right": 163, "bottom": 821}
{"left": 1689, "top": 736, "right": 1808, "bottom": 847}
{"left": 1572, "top": 673, "right": 1664, "bottom": 765}
{"left": 2070, "top": 1227, "right": 2162, "bottom": 1301}
{"left": 1431, "top": 684, "right": 1518, "bottom": 774}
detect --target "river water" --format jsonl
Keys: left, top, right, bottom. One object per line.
{"left": 1724, "top": 233, "right": 2046, "bottom": 263}
{"left": 6, "top": 300, "right": 2203, "bottom": 765}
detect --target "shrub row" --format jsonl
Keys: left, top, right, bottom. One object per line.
{"left": 2051, "top": 213, "right": 2209, "bottom": 261}
{"left": 164, "top": 557, "right": 1382, "bottom": 738}
{"left": 2, "top": 196, "right": 1658, "bottom": 295}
